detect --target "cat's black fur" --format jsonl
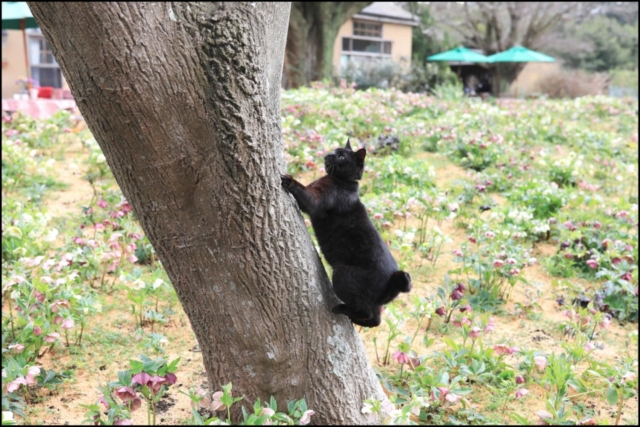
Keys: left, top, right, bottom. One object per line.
{"left": 281, "top": 140, "right": 411, "bottom": 327}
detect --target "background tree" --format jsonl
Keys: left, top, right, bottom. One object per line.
{"left": 27, "top": 2, "right": 385, "bottom": 424}
{"left": 427, "top": 2, "right": 578, "bottom": 95}
{"left": 546, "top": 2, "right": 638, "bottom": 73}
{"left": 282, "top": 1, "right": 371, "bottom": 89}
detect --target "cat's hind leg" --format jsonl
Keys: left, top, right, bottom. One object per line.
{"left": 350, "top": 305, "right": 382, "bottom": 327}
{"left": 331, "top": 265, "right": 375, "bottom": 321}
{"left": 332, "top": 303, "right": 372, "bottom": 321}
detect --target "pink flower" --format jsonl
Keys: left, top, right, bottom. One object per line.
{"left": 131, "top": 372, "right": 151, "bottom": 387}
{"left": 299, "top": 410, "right": 315, "bottom": 425}
{"left": 51, "top": 299, "right": 70, "bottom": 313}
{"left": 459, "top": 304, "right": 472, "bottom": 313}
{"left": 468, "top": 236, "right": 477, "bottom": 244}
{"left": 9, "top": 344, "right": 25, "bottom": 353}
{"left": 435, "top": 306, "right": 446, "bottom": 317}
{"left": 98, "top": 395, "right": 110, "bottom": 409}
{"left": 445, "top": 393, "right": 462, "bottom": 404}
{"left": 586, "top": 259, "right": 598, "bottom": 269}
{"left": 469, "top": 326, "right": 481, "bottom": 338}
{"left": 121, "top": 201, "right": 133, "bottom": 213}
{"left": 164, "top": 373, "right": 177, "bottom": 385}
{"left": 94, "top": 223, "right": 105, "bottom": 231}
{"left": 148, "top": 375, "right": 167, "bottom": 393}
{"left": 114, "top": 420, "right": 133, "bottom": 426}
{"left": 435, "top": 386, "right": 449, "bottom": 400}
{"left": 45, "top": 332, "right": 60, "bottom": 343}
{"left": 534, "top": 356, "right": 547, "bottom": 371}
{"left": 392, "top": 350, "right": 410, "bottom": 365}
{"left": 584, "top": 342, "right": 596, "bottom": 351}
{"left": 61, "top": 318, "right": 75, "bottom": 329}
{"left": 373, "top": 213, "right": 383, "bottom": 220}
{"left": 209, "top": 390, "right": 226, "bottom": 411}
{"left": 493, "top": 260, "right": 504, "bottom": 268}
{"left": 34, "top": 290, "right": 46, "bottom": 303}
{"left": 563, "top": 221, "right": 576, "bottom": 231}
{"left": 484, "top": 231, "right": 495, "bottom": 238}
{"left": 97, "top": 199, "right": 108, "bottom": 208}
{"left": 452, "top": 249, "right": 463, "bottom": 257}
{"left": 515, "top": 375, "right": 524, "bottom": 384}
{"left": 72, "top": 236, "right": 84, "bottom": 245}
{"left": 621, "top": 372, "right": 636, "bottom": 384}
{"left": 461, "top": 317, "right": 472, "bottom": 326}
{"left": 115, "top": 386, "right": 138, "bottom": 402}
{"left": 484, "top": 317, "right": 496, "bottom": 333}
{"left": 537, "top": 409, "right": 553, "bottom": 423}
{"left": 505, "top": 258, "right": 517, "bottom": 265}
{"left": 54, "top": 315, "right": 63, "bottom": 325}
{"left": 515, "top": 388, "right": 529, "bottom": 398}
{"left": 450, "top": 290, "right": 463, "bottom": 301}
{"left": 599, "top": 316, "right": 611, "bottom": 329}
{"left": 6, "top": 377, "right": 27, "bottom": 393}
{"left": 494, "top": 344, "right": 519, "bottom": 356}
{"left": 33, "top": 326, "right": 42, "bottom": 336}
{"left": 509, "top": 268, "right": 520, "bottom": 276}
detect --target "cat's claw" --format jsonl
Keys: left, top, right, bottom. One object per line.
{"left": 281, "top": 174, "right": 294, "bottom": 190}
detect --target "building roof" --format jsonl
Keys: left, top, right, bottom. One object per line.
{"left": 353, "top": 2, "right": 419, "bottom": 26}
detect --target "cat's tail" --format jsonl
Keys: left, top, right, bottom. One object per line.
{"left": 377, "top": 271, "right": 412, "bottom": 305}
{"left": 389, "top": 271, "right": 411, "bottom": 293}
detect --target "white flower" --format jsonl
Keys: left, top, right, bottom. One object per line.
{"left": 131, "top": 279, "right": 146, "bottom": 290}
{"left": 44, "top": 228, "right": 59, "bottom": 243}
{"left": 402, "top": 232, "right": 415, "bottom": 245}
{"left": 152, "top": 279, "right": 164, "bottom": 289}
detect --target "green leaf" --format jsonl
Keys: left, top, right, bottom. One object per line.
{"left": 129, "top": 360, "right": 144, "bottom": 374}
{"left": 605, "top": 386, "right": 619, "bottom": 406}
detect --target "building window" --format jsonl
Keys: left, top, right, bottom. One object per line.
{"left": 28, "top": 35, "right": 62, "bottom": 88}
{"left": 341, "top": 19, "right": 393, "bottom": 67}
{"left": 353, "top": 21, "right": 382, "bottom": 38}
{"left": 342, "top": 38, "right": 391, "bottom": 55}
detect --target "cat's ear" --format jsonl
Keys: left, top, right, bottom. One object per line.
{"left": 355, "top": 148, "right": 367, "bottom": 163}
{"left": 345, "top": 139, "right": 352, "bottom": 151}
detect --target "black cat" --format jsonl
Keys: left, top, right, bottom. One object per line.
{"left": 281, "top": 140, "right": 411, "bottom": 327}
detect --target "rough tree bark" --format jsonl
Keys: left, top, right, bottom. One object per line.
{"left": 28, "top": 2, "right": 384, "bottom": 424}
{"left": 283, "top": 2, "right": 371, "bottom": 89}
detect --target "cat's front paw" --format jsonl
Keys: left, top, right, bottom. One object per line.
{"left": 281, "top": 174, "right": 295, "bottom": 190}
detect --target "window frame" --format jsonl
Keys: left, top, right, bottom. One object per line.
{"left": 27, "top": 31, "right": 63, "bottom": 88}
{"left": 341, "top": 19, "right": 393, "bottom": 63}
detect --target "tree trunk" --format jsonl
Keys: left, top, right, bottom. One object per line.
{"left": 28, "top": 2, "right": 384, "bottom": 424}
{"left": 283, "top": 2, "right": 371, "bottom": 89}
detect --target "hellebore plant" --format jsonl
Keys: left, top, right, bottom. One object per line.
{"left": 82, "top": 355, "right": 179, "bottom": 426}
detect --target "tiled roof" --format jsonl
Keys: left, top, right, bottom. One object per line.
{"left": 359, "top": 2, "right": 418, "bottom": 22}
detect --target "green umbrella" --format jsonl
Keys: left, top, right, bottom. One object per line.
{"left": 428, "top": 46, "right": 489, "bottom": 82}
{"left": 2, "top": 2, "right": 40, "bottom": 91}
{"left": 2, "top": 1, "right": 38, "bottom": 29}
{"left": 427, "top": 46, "right": 490, "bottom": 63}
{"left": 486, "top": 46, "right": 555, "bottom": 98}
{"left": 486, "top": 45, "right": 555, "bottom": 63}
